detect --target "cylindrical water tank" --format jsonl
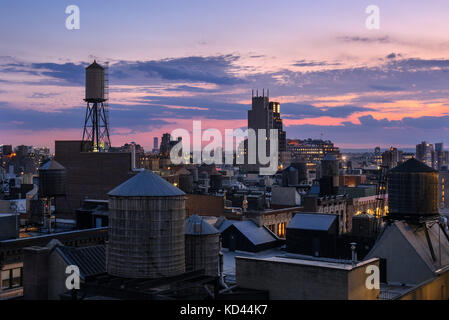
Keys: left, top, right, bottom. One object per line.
{"left": 179, "top": 174, "right": 194, "bottom": 194}
{"left": 295, "top": 162, "right": 307, "bottom": 183}
{"left": 387, "top": 158, "right": 439, "bottom": 218}
{"left": 189, "top": 167, "right": 199, "bottom": 182}
{"left": 38, "top": 160, "right": 66, "bottom": 197}
{"left": 185, "top": 215, "right": 220, "bottom": 277}
{"left": 321, "top": 154, "right": 339, "bottom": 177}
{"left": 85, "top": 60, "right": 105, "bottom": 102}
{"left": 288, "top": 167, "right": 299, "bottom": 185}
{"left": 210, "top": 173, "right": 223, "bottom": 191}
{"left": 352, "top": 213, "right": 377, "bottom": 238}
{"left": 107, "top": 170, "right": 186, "bottom": 278}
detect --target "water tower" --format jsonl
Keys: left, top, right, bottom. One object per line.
{"left": 38, "top": 160, "right": 66, "bottom": 232}
{"left": 81, "top": 60, "right": 111, "bottom": 152}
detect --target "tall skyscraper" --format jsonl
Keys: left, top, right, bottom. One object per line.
{"left": 434, "top": 142, "right": 448, "bottom": 170}
{"left": 247, "top": 90, "right": 287, "bottom": 168}
{"left": 416, "top": 141, "right": 435, "bottom": 168}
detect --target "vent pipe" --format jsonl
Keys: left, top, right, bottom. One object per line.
{"left": 350, "top": 242, "right": 357, "bottom": 267}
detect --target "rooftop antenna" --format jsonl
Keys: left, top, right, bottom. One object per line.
{"left": 267, "top": 89, "right": 269, "bottom": 100}
{"left": 263, "top": 88, "right": 265, "bottom": 97}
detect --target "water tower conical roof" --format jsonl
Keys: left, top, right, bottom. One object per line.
{"left": 39, "top": 159, "right": 66, "bottom": 171}
{"left": 108, "top": 170, "right": 185, "bottom": 197}
{"left": 390, "top": 158, "right": 436, "bottom": 173}
{"left": 323, "top": 154, "right": 337, "bottom": 161}
{"left": 185, "top": 214, "right": 219, "bottom": 235}
{"left": 86, "top": 60, "right": 104, "bottom": 70}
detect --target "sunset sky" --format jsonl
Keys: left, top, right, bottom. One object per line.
{"left": 2, "top": 0, "right": 449, "bottom": 150}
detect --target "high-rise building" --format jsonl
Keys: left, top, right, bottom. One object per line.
{"left": 159, "top": 133, "right": 182, "bottom": 158}
{"left": 247, "top": 90, "right": 287, "bottom": 168}
{"left": 434, "top": 142, "right": 448, "bottom": 170}
{"left": 374, "top": 147, "right": 382, "bottom": 166}
{"left": 0, "top": 145, "right": 13, "bottom": 156}
{"left": 416, "top": 141, "right": 435, "bottom": 168}
{"left": 382, "top": 146, "right": 402, "bottom": 169}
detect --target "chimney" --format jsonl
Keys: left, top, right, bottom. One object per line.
{"left": 350, "top": 242, "right": 357, "bottom": 267}
{"left": 23, "top": 246, "right": 49, "bottom": 300}
{"left": 130, "top": 143, "right": 136, "bottom": 170}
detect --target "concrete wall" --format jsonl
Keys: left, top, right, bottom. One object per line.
{"left": 186, "top": 194, "right": 224, "bottom": 217}
{"left": 55, "top": 141, "right": 134, "bottom": 217}
{"left": 236, "top": 256, "right": 379, "bottom": 300}
{"left": 399, "top": 269, "right": 449, "bottom": 300}
{"left": 347, "top": 259, "right": 380, "bottom": 300}
{"left": 23, "top": 246, "right": 49, "bottom": 300}
{"left": 0, "top": 214, "right": 18, "bottom": 240}
{"left": 48, "top": 249, "right": 70, "bottom": 300}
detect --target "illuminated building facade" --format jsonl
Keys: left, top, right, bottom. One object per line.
{"left": 287, "top": 139, "right": 340, "bottom": 165}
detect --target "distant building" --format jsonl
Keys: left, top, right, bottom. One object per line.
{"left": 159, "top": 133, "right": 182, "bottom": 158}
{"left": 382, "top": 146, "right": 402, "bottom": 169}
{"left": 438, "top": 166, "right": 449, "bottom": 208}
{"left": 435, "top": 142, "right": 449, "bottom": 170}
{"left": 152, "top": 137, "right": 159, "bottom": 154}
{"left": 416, "top": 141, "right": 435, "bottom": 168}
{"left": 287, "top": 139, "right": 340, "bottom": 165}
{"left": 246, "top": 90, "right": 287, "bottom": 169}
{"left": 374, "top": 146, "right": 382, "bottom": 166}
{"left": 0, "top": 145, "right": 13, "bottom": 156}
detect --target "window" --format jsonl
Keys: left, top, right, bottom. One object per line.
{"left": 1, "top": 268, "right": 22, "bottom": 290}
{"left": 278, "top": 223, "right": 286, "bottom": 238}
{"left": 12, "top": 268, "right": 21, "bottom": 288}
{"left": 1, "top": 270, "right": 10, "bottom": 290}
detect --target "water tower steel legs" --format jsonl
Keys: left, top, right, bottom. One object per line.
{"left": 82, "top": 101, "right": 111, "bottom": 152}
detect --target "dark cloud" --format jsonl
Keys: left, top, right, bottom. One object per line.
{"left": 292, "top": 60, "right": 341, "bottom": 67}
{"left": 113, "top": 55, "right": 245, "bottom": 85}
{"left": 0, "top": 102, "right": 171, "bottom": 134}
{"left": 2, "top": 55, "right": 245, "bottom": 86}
{"left": 386, "top": 53, "right": 402, "bottom": 59}
{"left": 369, "top": 85, "right": 403, "bottom": 92}
{"left": 286, "top": 114, "right": 449, "bottom": 146}
{"left": 165, "top": 85, "right": 219, "bottom": 93}
{"left": 281, "top": 104, "right": 371, "bottom": 119}
{"left": 338, "top": 36, "right": 390, "bottom": 43}
{"left": 29, "top": 62, "right": 85, "bottom": 84}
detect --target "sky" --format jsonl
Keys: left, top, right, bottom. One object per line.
{"left": 2, "top": 0, "right": 449, "bottom": 151}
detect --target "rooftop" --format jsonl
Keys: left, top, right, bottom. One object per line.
{"left": 56, "top": 245, "right": 106, "bottom": 280}
{"left": 287, "top": 213, "right": 337, "bottom": 231}
{"left": 185, "top": 214, "right": 219, "bottom": 235}
{"left": 216, "top": 219, "right": 278, "bottom": 246}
